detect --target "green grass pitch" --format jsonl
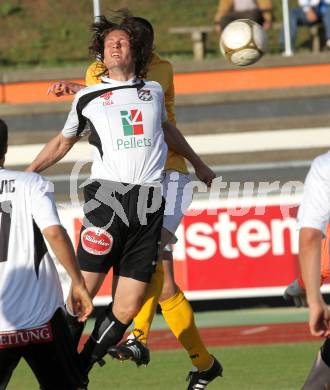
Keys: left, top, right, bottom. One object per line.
{"left": 7, "top": 342, "right": 321, "bottom": 390}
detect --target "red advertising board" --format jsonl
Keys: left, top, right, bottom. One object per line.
{"left": 172, "top": 203, "right": 300, "bottom": 297}
{"left": 59, "top": 196, "right": 305, "bottom": 304}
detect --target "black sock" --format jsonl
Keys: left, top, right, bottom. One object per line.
{"left": 80, "top": 303, "right": 130, "bottom": 373}
{"left": 320, "top": 339, "right": 330, "bottom": 367}
{"left": 64, "top": 304, "right": 85, "bottom": 350}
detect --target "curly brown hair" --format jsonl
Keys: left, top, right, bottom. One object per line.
{"left": 89, "top": 11, "right": 154, "bottom": 79}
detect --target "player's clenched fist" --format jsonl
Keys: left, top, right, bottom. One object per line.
{"left": 71, "top": 281, "right": 94, "bottom": 323}
{"left": 47, "top": 81, "right": 83, "bottom": 97}
{"left": 308, "top": 299, "right": 330, "bottom": 337}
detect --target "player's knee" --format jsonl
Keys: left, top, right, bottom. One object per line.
{"left": 160, "top": 264, "right": 177, "bottom": 301}
{"left": 154, "top": 261, "right": 164, "bottom": 282}
{"left": 159, "top": 281, "right": 179, "bottom": 301}
{"left": 113, "top": 300, "right": 143, "bottom": 323}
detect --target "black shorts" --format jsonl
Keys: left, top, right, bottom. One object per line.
{"left": 0, "top": 308, "right": 87, "bottom": 390}
{"left": 77, "top": 180, "right": 165, "bottom": 282}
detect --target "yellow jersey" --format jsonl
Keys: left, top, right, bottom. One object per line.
{"left": 85, "top": 53, "right": 188, "bottom": 174}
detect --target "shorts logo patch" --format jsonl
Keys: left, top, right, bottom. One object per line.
{"left": 81, "top": 227, "right": 113, "bottom": 255}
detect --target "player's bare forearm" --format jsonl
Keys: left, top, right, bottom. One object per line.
{"left": 43, "top": 225, "right": 84, "bottom": 285}
{"left": 299, "top": 227, "right": 323, "bottom": 305}
{"left": 163, "top": 121, "right": 215, "bottom": 185}
{"left": 43, "top": 225, "right": 93, "bottom": 321}
{"left": 26, "top": 133, "right": 79, "bottom": 173}
{"left": 163, "top": 121, "right": 204, "bottom": 167}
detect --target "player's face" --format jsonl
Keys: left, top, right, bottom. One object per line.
{"left": 103, "top": 30, "right": 134, "bottom": 75}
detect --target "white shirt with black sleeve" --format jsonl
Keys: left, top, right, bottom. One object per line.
{"left": 61, "top": 76, "right": 168, "bottom": 186}
{"left": 0, "top": 169, "right": 64, "bottom": 332}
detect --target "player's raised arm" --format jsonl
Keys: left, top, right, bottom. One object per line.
{"left": 26, "top": 133, "right": 80, "bottom": 173}
{"left": 27, "top": 85, "right": 91, "bottom": 173}
{"left": 162, "top": 120, "right": 216, "bottom": 186}
{"left": 47, "top": 80, "right": 85, "bottom": 97}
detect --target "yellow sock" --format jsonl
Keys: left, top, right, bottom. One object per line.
{"left": 160, "top": 290, "right": 213, "bottom": 371}
{"left": 132, "top": 261, "right": 164, "bottom": 344}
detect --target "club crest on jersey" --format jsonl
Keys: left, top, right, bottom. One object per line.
{"left": 138, "top": 89, "right": 152, "bottom": 101}
{"left": 81, "top": 227, "right": 113, "bottom": 255}
{"left": 100, "top": 91, "right": 114, "bottom": 106}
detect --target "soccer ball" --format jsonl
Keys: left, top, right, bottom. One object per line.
{"left": 219, "top": 19, "right": 267, "bottom": 66}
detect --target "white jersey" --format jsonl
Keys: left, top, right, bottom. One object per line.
{"left": 62, "top": 76, "right": 168, "bottom": 186}
{"left": 0, "top": 169, "right": 63, "bottom": 332}
{"left": 298, "top": 151, "right": 330, "bottom": 235}
{"left": 299, "top": 0, "right": 330, "bottom": 10}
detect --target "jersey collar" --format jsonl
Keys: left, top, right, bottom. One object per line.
{"left": 101, "top": 76, "right": 139, "bottom": 87}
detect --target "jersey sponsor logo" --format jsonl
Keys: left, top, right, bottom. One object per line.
{"left": 0, "top": 323, "right": 53, "bottom": 349}
{"left": 138, "top": 89, "right": 153, "bottom": 101}
{"left": 81, "top": 227, "right": 113, "bottom": 255}
{"left": 120, "top": 109, "right": 144, "bottom": 136}
{"left": 116, "top": 136, "right": 152, "bottom": 150}
{"left": 116, "top": 109, "right": 152, "bottom": 150}
{"left": 100, "top": 91, "right": 113, "bottom": 105}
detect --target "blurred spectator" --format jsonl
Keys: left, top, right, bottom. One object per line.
{"left": 214, "top": 0, "right": 273, "bottom": 34}
{"left": 282, "top": 0, "right": 330, "bottom": 50}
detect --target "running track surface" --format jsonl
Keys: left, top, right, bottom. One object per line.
{"left": 79, "top": 322, "right": 317, "bottom": 351}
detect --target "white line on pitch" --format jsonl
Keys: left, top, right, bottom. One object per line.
{"left": 241, "top": 326, "right": 269, "bottom": 335}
